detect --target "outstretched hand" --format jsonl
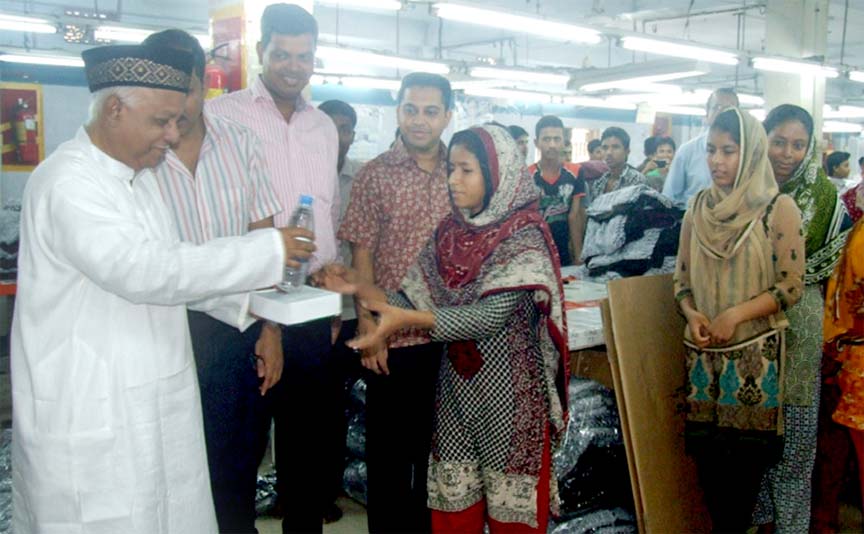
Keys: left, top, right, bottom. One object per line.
{"left": 318, "top": 263, "right": 360, "bottom": 294}
{"left": 348, "top": 299, "right": 409, "bottom": 352}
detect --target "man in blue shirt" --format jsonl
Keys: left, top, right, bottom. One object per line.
{"left": 662, "top": 87, "right": 739, "bottom": 207}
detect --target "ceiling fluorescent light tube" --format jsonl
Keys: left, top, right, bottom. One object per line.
{"left": 824, "top": 105, "right": 864, "bottom": 119}
{"left": 94, "top": 25, "right": 154, "bottom": 42}
{"left": 95, "top": 25, "right": 210, "bottom": 48}
{"left": 0, "top": 53, "right": 84, "bottom": 67}
{"left": 451, "top": 79, "right": 514, "bottom": 90}
{"left": 620, "top": 36, "right": 739, "bottom": 65}
{"left": 580, "top": 70, "right": 706, "bottom": 92}
{"left": 655, "top": 105, "right": 706, "bottom": 116}
{"left": 469, "top": 67, "right": 570, "bottom": 86}
{"left": 339, "top": 76, "right": 401, "bottom": 90}
{"left": 312, "top": 74, "right": 401, "bottom": 90}
{"left": 748, "top": 109, "right": 767, "bottom": 121}
{"left": 317, "top": 45, "right": 449, "bottom": 74}
{"left": 433, "top": 3, "right": 602, "bottom": 44}
{"left": 737, "top": 93, "right": 765, "bottom": 106}
{"left": 0, "top": 14, "right": 56, "bottom": 34}
{"left": 839, "top": 105, "right": 864, "bottom": 117}
{"left": 604, "top": 91, "right": 707, "bottom": 105}
{"left": 463, "top": 87, "right": 553, "bottom": 103}
{"left": 848, "top": 70, "right": 864, "bottom": 84}
{"left": 823, "top": 121, "right": 863, "bottom": 133}
{"left": 316, "top": 0, "right": 402, "bottom": 10}
{"left": 752, "top": 57, "right": 838, "bottom": 78}
{"left": 562, "top": 96, "right": 636, "bottom": 110}
{"left": 619, "top": 82, "right": 685, "bottom": 94}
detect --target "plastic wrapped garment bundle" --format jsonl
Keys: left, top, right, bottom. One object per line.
{"left": 0, "top": 205, "right": 20, "bottom": 283}
{"left": 553, "top": 379, "right": 621, "bottom": 478}
{"left": 548, "top": 507, "right": 636, "bottom": 534}
{"left": 346, "top": 411, "right": 366, "bottom": 460}
{"left": 343, "top": 459, "right": 368, "bottom": 505}
{"left": 553, "top": 379, "right": 633, "bottom": 520}
{"left": 0, "top": 429, "right": 10, "bottom": 533}
{"left": 255, "top": 470, "right": 279, "bottom": 516}
{"left": 349, "top": 378, "right": 367, "bottom": 410}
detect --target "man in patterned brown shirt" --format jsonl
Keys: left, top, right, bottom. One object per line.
{"left": 338, "top": 72, "right": 452, "bottom": 533}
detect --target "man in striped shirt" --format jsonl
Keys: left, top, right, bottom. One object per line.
{"left": 145, "top": 30, "right": 286, "bottom": 533}
{"left": 207, "top": 5, "right": 339, "bottom": 533}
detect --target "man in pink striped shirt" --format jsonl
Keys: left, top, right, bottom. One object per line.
{"left": 207, "top": 5, "right": 338, "bottom": 533}
{"left": 146, "top": 30, "right": 288, "bottom": 533}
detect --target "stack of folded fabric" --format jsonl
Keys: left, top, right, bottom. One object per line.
{"left": 581, "top": 185, "right": 684, "bottom": 278}
{"left": 551, "top": 378, "right": 636, "bottom": 533}
{"left": 0, "top": 204, "right": 20, "bottom": 284}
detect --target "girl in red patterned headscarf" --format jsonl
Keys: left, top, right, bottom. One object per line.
{"left": 327, "top": 124, "right": 568, "bottom": 532}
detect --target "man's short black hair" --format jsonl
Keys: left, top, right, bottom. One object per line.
{"left": 507, "top": 125, "right": 528, "bottom": 139}
{"left": 588, "top": 139, "right": 602, "bottom": 153}
{"left": 643, "top": 136, "right": 658, "bottom": 157}
{"left": 602, "top": 126, "right": 630, "bottom": 150}
{"left": 654, "top": 136, "right": 676, "bottom": 152}
{"left": 535, "top": 115, "right": 564, "bottom": 139}
{"left": 318, "top": 100, "right": 357, "bottom": 128}
{"left": 142, "top": 29, "right": 206, "bottom": 80}
{"left": 261, "top": 3, "right": 318, "bottom": 49}
{"left": 397, "top": 72, "right": 452, "bottom": 110}
{"left": 859, "top": 156, "right": 864, "bottom": 166}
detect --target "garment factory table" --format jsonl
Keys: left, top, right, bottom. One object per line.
{"left": 558, "top": 270, "right": 711, "bottom": 532}
{"left": 559, "top": 266, "right": 613, "bottom": 389}
{"left": 561, "top": 266, "right": 607, "bottom": 351}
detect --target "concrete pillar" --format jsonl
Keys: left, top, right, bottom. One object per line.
{"left": 763, "top": 0, "right": 829, "bottom": 136}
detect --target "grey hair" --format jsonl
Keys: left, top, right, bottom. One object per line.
{"left": 87, "top": 86, "right": 147, "bottom": 123}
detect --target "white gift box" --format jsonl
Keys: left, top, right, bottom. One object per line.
{"left": 250, "top": 286, "right": 341, "bottom": 325}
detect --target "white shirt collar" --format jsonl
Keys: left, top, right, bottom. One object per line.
{"left": 75, "top": 126, "right": 137, "bottom": 184}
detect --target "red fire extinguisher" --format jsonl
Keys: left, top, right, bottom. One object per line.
{"left": 13, "top": 98, "right": 38, "bottom": 165}
{"left": 205, "top": 60, "right": 226, "bottom": 100}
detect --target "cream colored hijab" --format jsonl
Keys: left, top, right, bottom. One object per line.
{"left": 691, "top": 108, "right": 779, "bottom": 260}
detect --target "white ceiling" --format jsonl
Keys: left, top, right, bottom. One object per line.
{"left": 4, "top": 0, "right": 864, "bottom": 105}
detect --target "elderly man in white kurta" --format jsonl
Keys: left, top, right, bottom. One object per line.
{"left": 10, "top": 44, "right": 315, "bottom": 533}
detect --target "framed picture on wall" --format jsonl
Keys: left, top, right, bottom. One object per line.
{"left": 1, "top": 82, "right": 45, "bottom": 172}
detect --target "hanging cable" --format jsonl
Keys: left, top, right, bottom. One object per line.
{"left": 840, "top": 0, "right": 849, "bottom": 65}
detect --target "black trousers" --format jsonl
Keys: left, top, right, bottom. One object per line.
{"left": 687, "top": 426, "right": 781, "bottom": 533}
{"left": 257, "top": 317, "right": 333, "bottom": 534}
{"left": 365, "top": 342, "right": 443, "bottom": 534}
{"left": 187, "top": 311, "right": 265, "bottom": 534}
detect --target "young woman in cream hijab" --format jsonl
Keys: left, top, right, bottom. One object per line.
{"left": 674, "top": 108, "right": 805, "bottom": 532}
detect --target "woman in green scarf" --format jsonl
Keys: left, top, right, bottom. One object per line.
{"left": 753, "top": 104, "right": 851, "bottom": 532}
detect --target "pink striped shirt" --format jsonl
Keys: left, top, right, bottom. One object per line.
{"left": 207, "top": 77, "right": 340, "bottom": 272}
{"left": 153, "top": 110, "right": 282, "bottom": 244}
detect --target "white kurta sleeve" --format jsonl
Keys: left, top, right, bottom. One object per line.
{"left": 50, "top": 173, "right": 285, "bottom": 306}
{"left": 188, "top": 293, "right": 256, "bottom": 331}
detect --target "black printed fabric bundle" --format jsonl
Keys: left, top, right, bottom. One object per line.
{"left": 581, "top": 185, "right": 684, "bottom": 278}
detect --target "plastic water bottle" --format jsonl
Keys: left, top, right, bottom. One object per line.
{"left": 278, "top": 195, "right": 315, "bottom": 291}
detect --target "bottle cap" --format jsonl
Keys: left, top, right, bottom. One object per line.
{"left": 299, "top": 194, "right": 314, "bottom": 206}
